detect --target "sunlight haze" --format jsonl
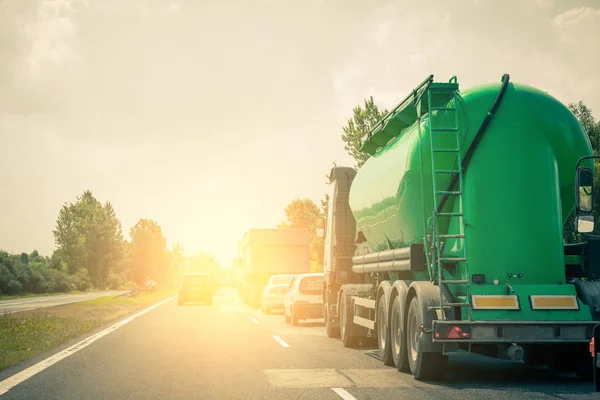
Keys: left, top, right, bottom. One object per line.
{"left": 1, "top": 0, "right": 599, "bottom": 267}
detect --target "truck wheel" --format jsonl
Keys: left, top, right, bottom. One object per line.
{"left": 391, "top": 295, "right": 410, "bottom": 372}
{"left": 377, "top": 295, "right": 394, "bottom": 366}
{"left": 407, "top": 296, "right": 446, "bottom": 381}
{"left": 325, "top": 291, "right": 340, "bottom": 338}
{"left": 291, "top": 306, "right": 299, "bottom": 326}
{"left": 340, "top": 294, "right": 360, "bottom": 348}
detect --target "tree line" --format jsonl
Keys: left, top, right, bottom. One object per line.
{"left": 0, "top": 191, "right": 186, "bottom": 296}
{"left": 276, "top": 95, "right": 599, "bottom": 270}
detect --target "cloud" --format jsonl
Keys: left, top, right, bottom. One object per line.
{"left": 553, "top": 6, "right": 600, "bottom": 28}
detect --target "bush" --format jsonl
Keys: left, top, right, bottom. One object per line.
{"left": 49, "top": 269, "right": 74, "bottom": 292}
{"left": 70, "top": 269, "right": 92, "bottom": 291}
{"left": 107, "top": 272, "right": 123, "bottom": 289}
{"left": 0, "top": 254, "right": 22, "bottom": 295}
{"left": 124, "top": 281, "right": 137, "bottom": 291}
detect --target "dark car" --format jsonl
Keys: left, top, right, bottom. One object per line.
{"left": 178, "top": 273, "right": 213, "bottom": 305}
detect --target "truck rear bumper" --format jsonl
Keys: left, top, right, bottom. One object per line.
{"left": 432, "top": 320, "right": 597, "bottom": 343}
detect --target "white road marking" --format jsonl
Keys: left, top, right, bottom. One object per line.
{"left": 250, "top": 317, "right": 260, "bottom": 324}
{"left": 332, "top": 387, "right": 357, "bottom": 400}
{"left": 272, "top": 335, "right": 290, "bottom": 347}
{"left": 0, "top": 295, "right": 176, "bottom": 396}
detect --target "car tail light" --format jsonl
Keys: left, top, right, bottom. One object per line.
{"left": 435, "top": 325, "right": 471, "bottom": 339}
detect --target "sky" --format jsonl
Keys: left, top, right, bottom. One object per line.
{"left": 1, "top": 0, "right": 599, "bottom": 268}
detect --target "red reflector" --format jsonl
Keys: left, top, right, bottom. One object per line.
{"left": 447, "top": 326, "right": 462, "bottom": 339}
{"left": 590, "top": 337, "right": 595, "bottom": 357}
{"left": 436, "top": 326, "right": 471, "bottom": 339}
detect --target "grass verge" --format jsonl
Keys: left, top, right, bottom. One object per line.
{"left": 0, "top": 288, "right": 176, "bottom": 372}
{"left": 0, "top": 291, "right": 83, "bottom": 301}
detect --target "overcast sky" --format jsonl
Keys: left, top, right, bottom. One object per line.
{"left": 1, "top": 0, "right": 599, "bottom": 267}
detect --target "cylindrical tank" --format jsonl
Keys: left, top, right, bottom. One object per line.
{"left": 348, "top": 80, "right": 593, "bottom": 286}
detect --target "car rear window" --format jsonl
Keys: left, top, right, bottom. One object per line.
{"left": 271, "top": 275, "right": 294, "bottom": 286}
{"left": 269, "top": 286, "right": 288, "bottom": 294}
{"left": 299, "top": 276, "right": 322, "bottom": 295}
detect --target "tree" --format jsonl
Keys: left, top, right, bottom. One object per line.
{"left": 52, "top": 191, "right": 124, "bottom": 286}
{"left": 130, "top": 219, "right": 168, "bottom": 285}
{"left": 341, "top": 96, "right": 388, "bottom": 168}
{"left": 569, "top": 101, "right": 600, "bottom": 153}
{"left": 279, "top": 198, "right": 327, "bottom": 272}
{"left": 565, "top": 101, "right": 600, "bottom": 242}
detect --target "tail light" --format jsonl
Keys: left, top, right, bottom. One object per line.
{"left": 435, "top": 325, "right": 471, "bottom": 339}
{"left": 590, "top": 337, "right": 595, "bottom": 357}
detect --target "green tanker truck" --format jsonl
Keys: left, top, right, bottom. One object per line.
{"left": 321, "top": 73, "right": 600, "bottom": 381}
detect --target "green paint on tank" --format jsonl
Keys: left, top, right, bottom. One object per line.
{"left": 349, "top": 79, "right": 593, "bottom": 301}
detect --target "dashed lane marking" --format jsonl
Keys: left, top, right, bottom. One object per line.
{"left": 272, "top": 335, "right": 290, "bottom": 348}
{"left": 332, "top": 387, "right": 357, "bottom": 400}
{"left": 250, "top": 317, "right": 260, "bottom": 324}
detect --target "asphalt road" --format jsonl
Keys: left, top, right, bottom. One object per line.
{"left": 0, "top": 291, "right": 127, "bottom": 315}
{"left": 0, "top": 287, "right": 597, "bottom": 399}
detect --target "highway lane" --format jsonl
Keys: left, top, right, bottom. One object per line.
{"left": 0, "top": 291, "right": 127, "bottom": 315}
{"left": 0, "top": 287, "right": 597, "bottom": 399}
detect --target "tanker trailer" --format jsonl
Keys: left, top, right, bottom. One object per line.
{"left": 321, "top": 73, "right": 600, "bottom": 381}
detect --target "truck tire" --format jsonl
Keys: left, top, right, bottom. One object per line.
{"left": 340, "top": 294, "right": 360, "bottom": 348}
{"left": 407, "top": 296, "right": 446, "bottom": 380}
{"left": 291, "top": 306, "right": 299, "bottom": 326}
{"left": 324, "top": 289, "right": 340, "bottom": 338}
{"left": 377, "top": 295, "right": 394, "bottom": 366}
{"left": 391, "top": 295, "right": 410, "bottom": 372}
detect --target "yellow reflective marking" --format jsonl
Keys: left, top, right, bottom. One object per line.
{"left": 530, "top": 296, "right": 579, "bottom": 310}
{"left": 471, "top": 295, "right": 519, "bottom": 310}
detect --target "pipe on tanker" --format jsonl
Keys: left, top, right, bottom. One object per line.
{"left": 352, "top": 247, "right": 411, "bottom": 265}
{"left": 352, "top": 259, "right": 411, "bottom": 274}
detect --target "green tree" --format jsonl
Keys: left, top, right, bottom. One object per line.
{"left": 52, "top": 191, "right": 124, "bottom": 286}
{"left": 279, "top": 198, "right": 326, "bottom": 272}
{"left": 565, "top": 101, "right": 600, "bottom": 242}
{"left": 341, "top": 96, "right": 388, "bottom": 168}
{"left": 130, "top": 219, "right": 168, "bottom": 285}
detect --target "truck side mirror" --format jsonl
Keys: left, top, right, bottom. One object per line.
{"left": 576, "top": 215, "right": 595, "bottom": 233}
{"left": 576, "top": 167, "right": 594, "bottom": 213}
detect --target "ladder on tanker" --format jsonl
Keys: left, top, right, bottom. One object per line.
{"left": 426, "top": 77, "right": 471, "bottom": 321}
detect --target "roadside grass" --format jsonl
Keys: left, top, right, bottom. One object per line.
{"left": 0, "top": 288, "right": 176, "bottom": 372}
{"left": 0, "top": 291, "right": 82, "bottom": 301}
